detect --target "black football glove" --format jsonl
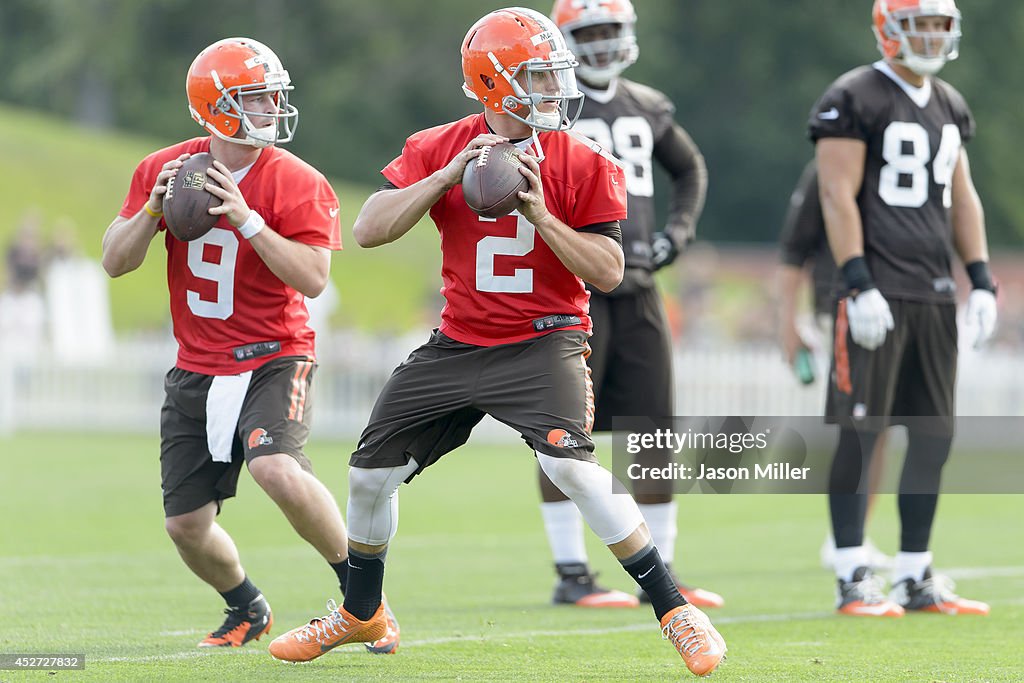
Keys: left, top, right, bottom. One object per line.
{"left": 651, "top": 231, "right": 680, "bottom": 271}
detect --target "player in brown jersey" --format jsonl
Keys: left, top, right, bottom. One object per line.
{"left": 810, "top": 0, "right": 995, "bottom": 617}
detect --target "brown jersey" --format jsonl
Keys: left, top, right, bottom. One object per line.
{"left": 808, "top": 62, "right": 975, "bottom": 303}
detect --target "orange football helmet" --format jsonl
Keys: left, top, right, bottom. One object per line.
{"left": 552, "top": 0, "right": 639, "bottom": 87}
{"left": 872, "top": 0, "right": 961, "bottom": 76}
{"left": 186, "top": 37, "right": 298, "bottom": 148}
{"left": 461, "top": 7, "right": 583, "bottom": 132}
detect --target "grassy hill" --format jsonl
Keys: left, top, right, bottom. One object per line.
{"left": 0, "top": 103, "right": 442, "bottom": 332}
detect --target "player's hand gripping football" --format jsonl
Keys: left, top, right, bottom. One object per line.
{"left": 205, "top": 160, "right": 253, "bottom": 228}
{"left": 147, "top": 153, "right": 191, "bottom": 216}
{"left": 845, "top": 288, "right": 894, "bottom": 351}
{"left": 964, "top": 289, "right": 997, "bottom": 349}
{"left": 436, "top": 134, "right": 509, "bottom": 191}
{"left": 515, "top": 152, "right": 550, "bottom": 225}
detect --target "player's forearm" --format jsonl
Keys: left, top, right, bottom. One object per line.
{"left": 820, "top": 189, "right": 864, "bottom": 268}
{"left": 353, "top": 175, "right": 449, "bottom": 248}
{"left": 776, "top": 265, "right": 803, "bottom": 327}
{"left": 534, "top": 215, "right": 624, "bottom": 292}
{"left": 951, "top": 153, "right": 989, "bottom": 264}
{"left": 101, "top": 212, "right": 160, "bottom": 277}
{"left": 249, "top": 229, "right": 331, "bottom": 298}
{"left": 658, "top": 127, "right": 707, "bottom": 244}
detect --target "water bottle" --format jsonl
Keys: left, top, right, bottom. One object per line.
{"left": 794, "top": 347, "right": 816, "bottom": 385}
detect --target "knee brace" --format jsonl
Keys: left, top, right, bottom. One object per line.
{"left": 346, "top": 459, "right": 419, "bottom": 546}
{"left": 536, "top": 452, "right": 644, "bottom": 545}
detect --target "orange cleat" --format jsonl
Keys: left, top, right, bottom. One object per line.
{"left": 836, "top": 567, "right": 905, "bottom": 617}
{"left": 890, "top": 569, "right": 990, "bottom": 615}
{"left": 364, "top": 595, "right": 401, "bottom": 654}
{"left": 268, "top": 599, "right": 387, "bottom": 662}
{"left": 660, "top": 604, "right": 727, "bottom": 677}
{"left": 197, "top": 595, "right": 273, "bottom": 648}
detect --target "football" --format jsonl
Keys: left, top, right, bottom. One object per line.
{"left": 462, "top": 142, "right": 528, "bottom": 219}
{"left": 162, "top": 153, "right": 223, "bottom": 241}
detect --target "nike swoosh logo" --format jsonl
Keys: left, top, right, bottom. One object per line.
{"left": 329, "top": 207, "right": 340, "bottom": 218}
{"left": 817, "top": 107, "right": 840, "bottom": 120}
{"left": 638, "top": 565, "right": 656, "bottom": 580}
{"left": 320, "top": 635, "right": 353, "bottom": 653}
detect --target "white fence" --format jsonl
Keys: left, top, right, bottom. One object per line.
{"left": 1, "top": 335, "right": 1020, "bottom": 440}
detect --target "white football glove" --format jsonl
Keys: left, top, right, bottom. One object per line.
{"left": 845, "top": 288, "right": 894, "bottom": 351}
{"left": 964, "top": 289, "right": 997, "bottom": 349}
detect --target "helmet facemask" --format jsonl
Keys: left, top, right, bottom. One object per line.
{"left": 565, "top": 23, "right": 638, "bottom": 87}
{"left": 207, "top": 71, "right": 298, "bottom": 148}
{"left": 502, "top": 52, "right": 585, "bottom": 132}
{"left": 875, "top": 4, "right": 961, "bottom": 76}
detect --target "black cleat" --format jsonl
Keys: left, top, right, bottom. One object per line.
{"left": 198, "top": 594, "right": 273, "bottom": 647}
{"left": 551, "top": 562, "right": 638, "bottom": 608}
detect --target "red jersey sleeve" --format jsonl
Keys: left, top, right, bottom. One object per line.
{"left": 570, "top": 152, "right": 628, "bottom": 228}
{"left": 274, "top": 173, "right": 342, "bottom": 250}
{"left": 382, "top": 137, "right": 433, "bottom": 189}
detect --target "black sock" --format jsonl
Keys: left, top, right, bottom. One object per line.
{"left": 829, "top": 428, "right": 878, "bottom": 547}
{"left": 555, "top": 561, "right": 589, "bottom": 579}
{"left": 219, "top": 576, "right": 260, "bottom": 608}
{"left": 621, "top": 543, "right": 685, "bottom": 620}
{"left": 898, "top": 494, "right": 939, "bottom": 551}
{"left": 829, "top": 494, "right": 869, "bottom": 548}
{"left": 330, "top": 558, "right": 349, "bottom": 596}
{"left": 342, "top": 548, "right": 385, "bottom": 621}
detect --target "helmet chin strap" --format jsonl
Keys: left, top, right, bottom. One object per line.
{"left": 530, "top": 128, "right": 545, "bottom": 163}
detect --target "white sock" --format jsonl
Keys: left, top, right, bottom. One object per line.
{"left": 892, "top": 551, "right": 933, "bottom": 583}
{"left": 834, "top": 546, "right": 869, "bottom": 582}
{"left": 638, "top": 502, "right": 677, "bottom": 563}
{"left": 540, "top": 500, "right": 588, "bottom": 565}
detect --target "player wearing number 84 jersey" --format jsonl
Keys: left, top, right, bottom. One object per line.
{"left": 810, "top": 0, "right": 995, "bottom": 618}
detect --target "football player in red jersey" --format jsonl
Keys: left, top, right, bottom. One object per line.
{"left": 269, "top": 8, "right": 725, "bottom": 676}
{"left": 101, "top": 37, "right": 401, "bottom": 653}
{"left": 812, "top": 0, "right": 994, "bottom": 617}
{"left": 545, "top": 0, "right": 724, "bottom": 611}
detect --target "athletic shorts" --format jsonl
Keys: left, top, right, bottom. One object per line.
{"left": 160, "top": 356, "right": 316, "bottom": 517}
{"left": 827, "top": 298, "right": 956, "bottom": 436}
{"left": 350, "top": 329, "right": 597, "bottom": 477}
{"left": 587, "top": 285, "right": 674, "bottom": 432}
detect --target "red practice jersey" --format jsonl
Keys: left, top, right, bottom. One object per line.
{"left": 383, "top": 114, "right": 627, "bottom": 346}
{"left": 120, "top": 137, "right": 341, "bottom": 374}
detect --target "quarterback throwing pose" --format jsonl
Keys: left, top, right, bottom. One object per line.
{"left": 269, "top": 8, "right": 725, "bottom": 676}
{"left": 812, "top": 0, "right": 995, "bottom": 617}
{"left": 101, "top": 38, "right": 393, "bottom": 651}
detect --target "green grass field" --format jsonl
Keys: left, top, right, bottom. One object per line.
{"left": 1, "top": 432, "right": 1022, "bottom": 681}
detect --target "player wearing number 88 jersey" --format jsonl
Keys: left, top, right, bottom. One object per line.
{"left": 543, "top": 0, "right": 722, "bottom": 612}
{"left": 810, "top": 0, "right": 995, "bottom": 618}
{"left": 102, "top": 38, "right": 375, "bottom": 655}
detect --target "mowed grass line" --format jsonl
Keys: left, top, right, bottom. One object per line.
{"left": 1, "top": 432, "right": 1022, "bottom": 681}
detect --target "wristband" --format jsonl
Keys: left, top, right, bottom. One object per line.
{"left": 840, "top": 255, "right": 875, "bottom": 293}
{"left": 237, "top": 210, "right": 265, "bottom": 240}
{"left": 966, "top": 260, "right": 996, "bottom": 293}
{"left": 143, "top": 203, "right": 163, "bottom": 218}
